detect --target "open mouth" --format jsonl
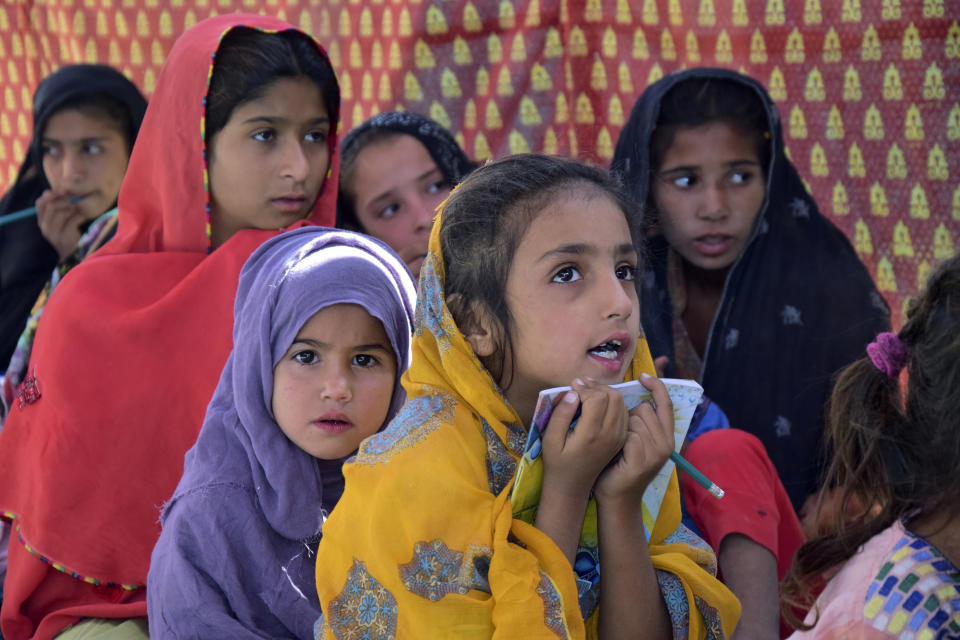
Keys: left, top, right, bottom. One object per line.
{"left": 588, "top": 339, "right": 624, "bottom": 360}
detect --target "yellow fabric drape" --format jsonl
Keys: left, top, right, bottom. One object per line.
{"left": 315, "top": 204, "right": 740, "bottom": 639}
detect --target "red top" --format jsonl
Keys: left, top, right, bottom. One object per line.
{"left": 0, "top": 13, "right": 340, "bottom": 638}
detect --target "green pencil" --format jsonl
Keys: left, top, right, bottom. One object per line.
{"left": 670, "top": 450, "right": 724, "bottom": 499}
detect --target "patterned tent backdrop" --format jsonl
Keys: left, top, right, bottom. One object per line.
{"left": 1, "top": 0, "right": 957, "bottom": 326}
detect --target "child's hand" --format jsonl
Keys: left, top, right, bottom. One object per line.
{"left": 594, "top": 374, "right": 675, "bottom": 507}
{"left": 540, "top": 378, "right": 628, "bottom": 501}
{"left": 35, "top": 190, "right": 85, "bottom": 262}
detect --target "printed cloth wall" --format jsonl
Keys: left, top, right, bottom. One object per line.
{"left": 0, "top": 0, "right": 957, "bottom": 326}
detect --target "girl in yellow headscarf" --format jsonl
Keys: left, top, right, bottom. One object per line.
{"left": 315, "top": 154, "right": 740, "bottom": 639}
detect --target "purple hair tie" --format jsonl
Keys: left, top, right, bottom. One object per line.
{"left": 866, "top": 332, "right": 908, "bottom": 379}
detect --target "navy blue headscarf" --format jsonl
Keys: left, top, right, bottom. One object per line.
{"left": 612, "top": 68, "right": 891, "bottom": 508}
{"left": 148, "top": 227, "right": 416, "bottom": 638}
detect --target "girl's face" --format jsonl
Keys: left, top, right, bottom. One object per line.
{"left": 272, "top": 303, "right": 397, "bottom": 460}
{"left": 651, "top": 120, "right": 765, "bottom": 273}
{"left": 207, "top": 77, "right": 332, "bottom": 248}
{"left": 348, "top": 134, "right": 449, "bottom": 278}
{"left": 40, "top": 107, "right": 130, "bottom": 221}
{"left": 501, "top": 190, "right": 640, "bottom": 424}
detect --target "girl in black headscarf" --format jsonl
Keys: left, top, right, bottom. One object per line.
{"left": 336, "top": 111, "right": 476, "bottom": 279}
{"left": 612, "top": 68, "right": 891, "bottom": 639}
{"left": 0, "top": 64, "right": 147, "bottom": 373}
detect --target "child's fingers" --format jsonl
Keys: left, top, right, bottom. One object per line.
{"left": 572, "top": 379, "right": 624, "bottom": 441}
{"left": 638, "top": 373, "right": 674, "bottom": 435}
{"left": 541, "top": 389, "right": 580, "bottom": 451}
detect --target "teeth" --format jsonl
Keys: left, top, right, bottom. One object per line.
{"left": 592, "top": 349, "right": 617, "bottom": 360}
{"left": 589, "top": 339, "right": 622, "bottom": 359}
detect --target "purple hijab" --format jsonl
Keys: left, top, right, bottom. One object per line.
{"left": 147, "top": 227, "right": 416, "bottom": 639}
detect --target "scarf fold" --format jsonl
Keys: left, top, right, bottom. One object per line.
{"left": 315, "top": 201, "right": 739, "bottom": 639}
{"left": 0, "top": 64, "right": 147, "bottom": 368}
{"left": 148, "top": 228, "right": 415, "bottom": 638}
{"left": 612, "top": 67, "right": 891, "bottom": 509}
{"left": 0, "top": 12, "right": 339, "bottom": 600}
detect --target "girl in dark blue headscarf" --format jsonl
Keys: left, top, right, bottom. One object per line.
{"left": 0, "top": 64, "right": 147, "bottom": 431}
{"left": 612, "top": 67, "right": 891, "bottom": 638}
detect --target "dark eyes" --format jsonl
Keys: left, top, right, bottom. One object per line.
{"left": 253, "top": 130, "right": 328, "bottom": 143}
{"left": 616, "top": 265, "right": 637, "bottom": 281}
{"left": 552, "top": 265, "right": 636, "bottom": 283}
{"left": 552, "top": 266, "right": 581, "bottom": 283}
{"left": 294, "top": 350, "right": 318, "bottom": 365}
{"left": 292, "top": 351, "right": 379, "bottom": 367}
{"left": 352, "top": 354, "right": 379, "bottom": 367}
{"left": 378, "top": 204, "right": 399, "bottom": 219}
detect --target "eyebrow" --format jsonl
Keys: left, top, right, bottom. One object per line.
{"left": 41, "top": 136, "right": 109, "bottom": 144}
{"left": 290, "top": 338, "right": 391, "bottom": 352}
{"left": 660, "top": 159, "right": 761, "bottom": 173}
{"left": 241, "top": 116, "right": 331, "bottom": 127}
{"left": 366, "top": 167, "right": 444, "bottom": 209}
{"left": 537, "top": 242, "right": 636, "bottom": 263}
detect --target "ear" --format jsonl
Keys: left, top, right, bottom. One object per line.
{"left": 447, "top": 294, "right": 499, "bottom": 358}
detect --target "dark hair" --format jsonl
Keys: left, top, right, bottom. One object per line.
{"left": 46, "top": 94, "right": 136, "bottom": 153}
{"left": 649, "top": 77, "right": 770, "bottom": 177}
{"left": 337, "top": 127, "right": 408, "bottom": 231}
{"left": 204, "top": 27, "right": 339, "bottom": 147}
{"left": 440, "top": 154, "right": 641, "bottom": 388}
{"left": 780, "top": 252, "right": 960, "bottom": 629}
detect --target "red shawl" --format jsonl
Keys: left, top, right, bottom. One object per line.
{"left": 0, "top": 13, "right": 339, "bottom": 637}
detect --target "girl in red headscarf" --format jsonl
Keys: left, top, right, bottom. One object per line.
{"left": 0, "top": 14, "right": 340, "bottom": 639}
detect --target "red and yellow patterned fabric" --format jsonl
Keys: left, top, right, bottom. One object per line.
{"left": 0, "top": 0, "right": 956, "bottom": 324}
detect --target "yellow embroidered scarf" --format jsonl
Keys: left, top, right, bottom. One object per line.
{"left": 315, "top": 207, "right": 740, "bottom": 639}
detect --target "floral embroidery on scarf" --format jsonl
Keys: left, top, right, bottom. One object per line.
{"left": 664, "top": 524, "right": 718, "bottom": 576}
{"left": 399, "top": 540, "right": 493, "bottom": 600}
{"left": 573, "top": 545, "right": 600, "bottom": 620}
{"left": 414, "top": 254, "right": 457, "bottom": 354}
{"left": 695, "top": 595, "right": 727, "bottom": 640}
{"left": 780, "top": 304, "right": 803, "bottom": 326}
{"left": 504, "top": 421, "right": 526, "bottom": 457}
{"left": 536, "top": 570, "right": 569, "bottom": 638}
{"left": 482, "top": 419, "right": 518, "bottom": 496}
{"left": 657, "top": 570, "right": 691, "bottom": 640}
{"left": 353, "top": 392, "right": 454, "bottom": 465}
{"left": 327, "top": 560, "right": 398, "bottom": 640}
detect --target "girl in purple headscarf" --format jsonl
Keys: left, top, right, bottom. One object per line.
{"left": 147, "top": 227, "right": 416, "bottom": 638}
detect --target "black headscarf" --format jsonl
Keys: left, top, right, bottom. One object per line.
{"left": 0, "top": 64, "right": 147, "bottom": 367}
{"left": 336, "top": 110, "right": 476, "bottom": 230}
{"left": 612, "top": 68, "right": 891, "bottom": 509}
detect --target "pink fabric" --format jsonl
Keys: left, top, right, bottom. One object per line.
{"left": 787, "top": 521, "right": 960, "bottom": 640}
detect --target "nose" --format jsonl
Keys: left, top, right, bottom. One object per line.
{"left": 601, "top": 271, "right": 634, "bottom": 320}
{"left": 320, "top": 365, "right": 352, "bottom": 403}
{"left": 698, "top": 182, "right": 728, "bottom": 221}
{"left": 413, "top": 195, "right": 437, "bottom": 233}
{"left": 61, "top": 149, "right": 86, "bottom": 186}
{"left": 281, "top": 139, "right": 310, "bottom": 182}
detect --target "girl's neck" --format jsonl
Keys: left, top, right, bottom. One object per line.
{"left": 678, "top": 258, "right": 729, "bottom": 359}
{"left": 681, "top": 259, "right": 729, "bottom": 295}
{"left": 910, "top": 508, "right": 960, "bottom": 570}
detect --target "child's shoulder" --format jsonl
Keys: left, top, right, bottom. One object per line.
{"left": 350, "top": 390, "right": 482, "bottom": 467}
{"left": 856, "top": 522, "right": 960, "bottom": 635}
